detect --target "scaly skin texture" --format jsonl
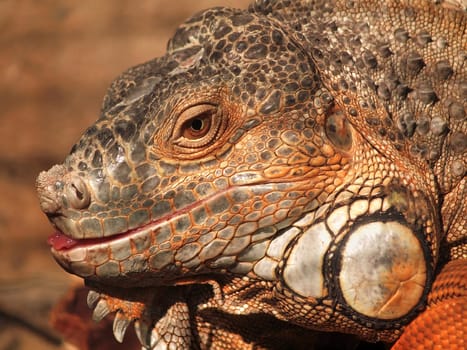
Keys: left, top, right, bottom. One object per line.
{"left": 37, "top": 0, "right": 466, "bottom": 349}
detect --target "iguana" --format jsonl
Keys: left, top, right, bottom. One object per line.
{"left": 37, "top": 0, "right": 466, "bottom": 348}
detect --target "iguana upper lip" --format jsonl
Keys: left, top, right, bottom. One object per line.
{"left": 47, "top": 202, "right": 191, "bottom": 252}
{"left": 47, "top": 185, "right": 240, "bottom": 252}
{"left": 47, "top": 179, "right": 293, "bottom": 253}
{"left": 47, "top": 209, "right": 177, "bottom": 251}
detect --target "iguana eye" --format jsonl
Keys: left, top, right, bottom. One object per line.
{"left": 182, "top": 112, "right": 211, "bottom": 139}
{"left": 173, "top": 104, "right": 224, "bottom": 149}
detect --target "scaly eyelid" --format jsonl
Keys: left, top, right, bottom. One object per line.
{"left": 172, "top": 103, "right": 223, "bottom": 149}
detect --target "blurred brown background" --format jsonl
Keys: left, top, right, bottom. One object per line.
{"left": 0, "top": 1, "right": 249, "bottom": 349}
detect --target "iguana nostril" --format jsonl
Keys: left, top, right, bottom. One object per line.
{"left": 66, "top": 176, "right": 91, "bottom": 210}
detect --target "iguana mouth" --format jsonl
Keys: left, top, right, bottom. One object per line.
{"left": 48, "top": 230, "right": 135, "bottom": 250}
{"left": 47, "top": 186, "right": 239, "bottom": 252}
{"left": 47, "top": 178, "right": 302, "bottom": 253}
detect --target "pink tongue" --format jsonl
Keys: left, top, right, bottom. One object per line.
{"left": 48, "top": 232, "right": 79, "bottom": 250}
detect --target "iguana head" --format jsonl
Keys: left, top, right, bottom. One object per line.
{"left": 37, "top": 6, "right": 343, "bottom": 280}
